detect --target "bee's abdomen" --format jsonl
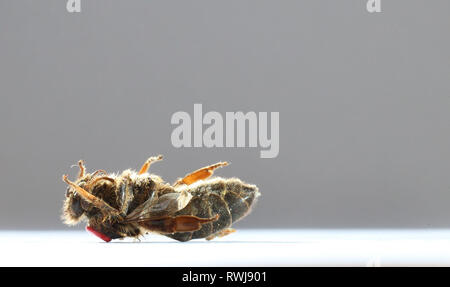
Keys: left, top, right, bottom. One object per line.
{"left": 165, "top": 178, "right": 260, "bottom": 242}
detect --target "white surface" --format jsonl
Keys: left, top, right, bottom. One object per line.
{"left": 1, "top": 229, "right": 450, "bottom": 266}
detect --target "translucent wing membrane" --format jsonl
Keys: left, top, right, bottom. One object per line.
{"left": 125, "top": 190, "right": 192, "bottom": 222}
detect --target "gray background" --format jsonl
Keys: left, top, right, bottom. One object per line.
{"left": 1, "top": 0, "right": 450, "bottom": 230}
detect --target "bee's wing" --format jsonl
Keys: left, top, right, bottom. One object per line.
{"left": 124, "top": 190, "right": 192, "bottom": 222}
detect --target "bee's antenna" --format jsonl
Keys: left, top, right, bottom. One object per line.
{"left": 77, "top": 160, "right": 86, "bottom": 179}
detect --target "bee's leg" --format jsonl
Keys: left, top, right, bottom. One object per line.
{"left": 62, "top": 175, "right": 121, "bottom": 217}
{"left": 138, "top": 155, "right": 163, "bottom": 175}
{"left": 85, "top": 176, "right": 115, "bottom": 191}
{"left": 77, "top": 160, "right": 86, "bottom": 179}
{"left": 77, "top": 160, "right": 109, "bottom": 183}
{"left": 138, "top": 214, "right": 219, "bottom": 234}
{"left": 174, "top": 162, "right": 229, "bottom": 186}
{"left": 91, "top": 169, "right": 107, "bottom": 177}
{"left": 119, "top": 176, "right": 134, "bottom": 215}
{"left": 206, "top": 228, "right": 236, "bottom": 241}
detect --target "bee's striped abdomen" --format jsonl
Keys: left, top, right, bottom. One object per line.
{"left": 165, "top": 177, "right": 260, "bottom": 242}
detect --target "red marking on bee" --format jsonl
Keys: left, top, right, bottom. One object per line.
{"left": 86, "top": 226, "right": 111, "bottom": 242}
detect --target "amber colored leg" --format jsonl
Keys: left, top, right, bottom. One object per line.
{"left": 91, "top": 169, "right": 107, "bottom": 178}
{"left": 206, "top": 228, "right": 236, "bottom": 241}
{"left": 85, "top": 176, "right": 115, "bottom": 191}
{"left": 77, "top": 160, "right": 86, "bottom": 179}
{"left": 138, "top": 155, "right": 163, "bottom": 175}
{"left": 138, "top": 214, "right": 219, "bottom": 234}
{"left": 175, "top": 162, "right": 228, "bottom": 186}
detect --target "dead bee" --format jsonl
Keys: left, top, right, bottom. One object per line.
{"left": 62, "top": 155, "right": 260, "bottom": 242}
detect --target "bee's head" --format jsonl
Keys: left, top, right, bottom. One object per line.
{"left": 62, "top": 176, "right": 91, "bottom": 225}
{"left": 61, "top": 160, "right": 110, "bottom": 225}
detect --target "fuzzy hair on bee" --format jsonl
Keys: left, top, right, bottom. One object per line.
{"left": 62, "top": 155, "right": 260, "bottom": 242}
